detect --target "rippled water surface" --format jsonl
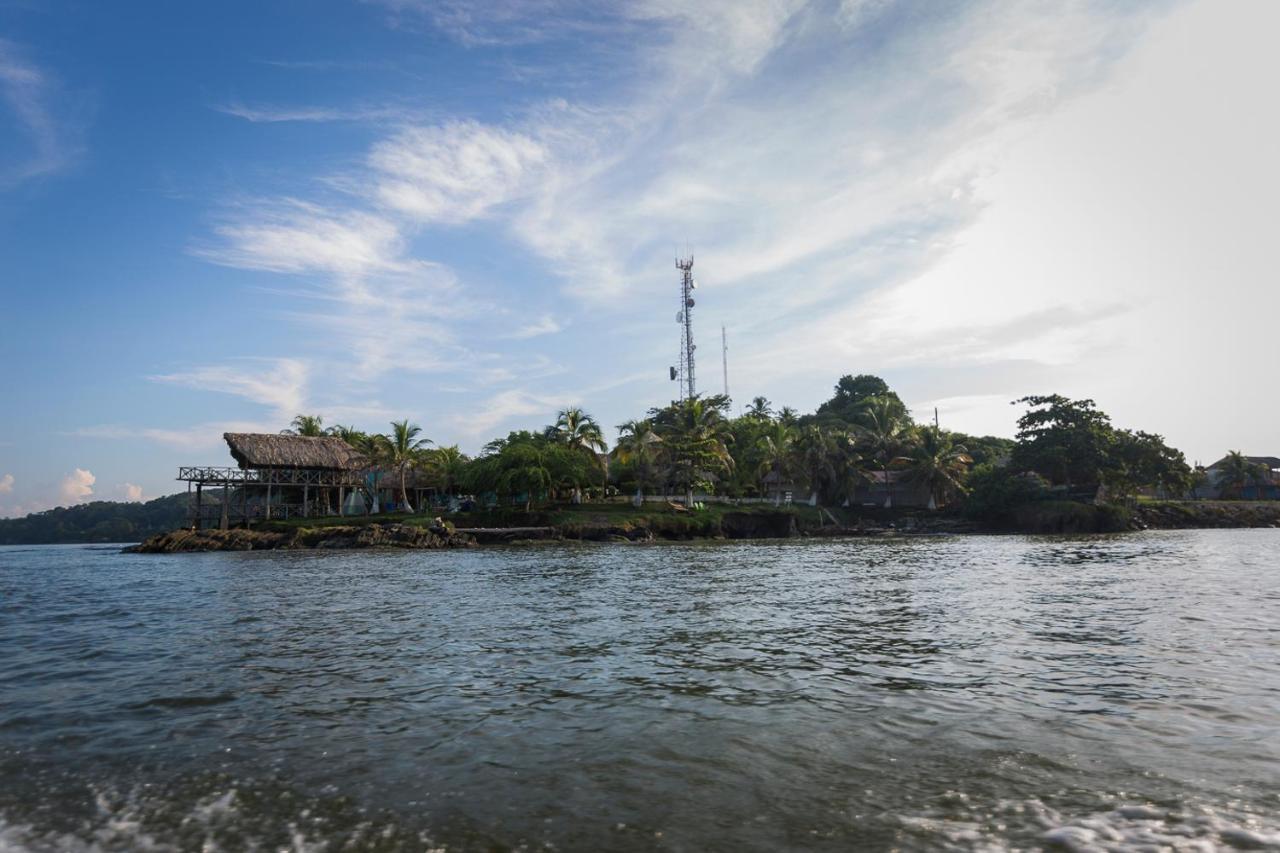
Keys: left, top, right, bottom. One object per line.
{"left": 2, "top": 531, "right": 1279, "bottom": 851}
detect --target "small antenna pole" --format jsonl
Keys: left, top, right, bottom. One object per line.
{"left": 721, "top": 324, "right": 729, "bottom": 401}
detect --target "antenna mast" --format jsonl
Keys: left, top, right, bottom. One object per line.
{"left": 721, "top": 324, "right": 729, "bottom": 401}
{"left": 671, "top": 255, "right": 696, "bottom": 401}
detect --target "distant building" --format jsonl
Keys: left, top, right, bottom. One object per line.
{"left": 853, "top": 471, "right": 933, "bottom": 508}
{"left": 1201, "top": 455, "right": 1280, "bottom": 500}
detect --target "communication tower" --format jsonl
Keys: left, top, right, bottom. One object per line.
{"left": 670, "top": 256, "right": 697, "bottom": 401}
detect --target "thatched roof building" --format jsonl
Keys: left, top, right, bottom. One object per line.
{"left": 223, "top": 433, "right": 367, "bottom": 471}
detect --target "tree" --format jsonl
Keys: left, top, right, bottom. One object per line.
{"left": 815, "top": 375, "right": 910, "bottom": 427}
{"left": 756, "top": 420, "right": 796, "bottom": 496}
{"left": 651, "top": 394, "right": 734, "bottom": 504}
{"left": 326, "top": 424, "right": 367, "bottom": 446}
{"left": 794, "top": 424, "right": 842, "bottom": 505}
{"left": 613, "top": 419, "right": 662, "bottom": 496}
{"left": 285, "top": 414, "right": 325, "bottom": 437}
{"left": 423, "top": 445, "right": 470, "bottom": 499}
{"left": 746, "top": 396, "right": 773, "bottom": 421}
{"left": 1010, "top": 395, "right": 1115, "bottom": 489}
{"left": 386, "top": 420, "right": 431, "bottom": 514}
{"left": 555, "top": 407, "right": 608, "bottom": 499}
{"left": 903, "top": 428, "right": 972, "bottom": 509}
{"left": 855, "top": 395, "right": 915, "bottom": 507}
{"left": 1214, "top": 451, "right": 1266, "bottom": 499}
{"left": 1105, "top": 430, "right": 1192, "bottom": 499}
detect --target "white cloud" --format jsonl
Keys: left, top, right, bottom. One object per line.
{"left": 370, "top": 120, "right": 547, "bottom": 223}
{"left": 178, "top": 0, "right": 1276, "bottom": 464}
{"left": 448, "top": 389, "right": 578, "bottom": 440}
{"left": 74, "top": 420, "right": 279, "bottom": 451}
{"left": 507, "top": 314, "right": 564, "bottom": 339}
{"left": 58, "top": 469, "right": 95, "bottom": 505}
{"left": 199, "top": 200, "right": 407, "bottom": 280}
{"left": 0, "top": 473, "right": 13, "bottom": 493}
{"left": 119, "top": 483, "right": 144, "bottom": 502}
{"left": 151, "top": 358, "right": 309, "bottom": 421}
{"left": 0, "top": 39, "right": 79, "bottom": 186}
{"left": 215, "top": 101, "right": 428, "bottom": 124}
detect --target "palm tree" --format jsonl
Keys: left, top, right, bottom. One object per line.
{"left": 285, "top": 414, "right": 324, "bottom": 437}
{"left": 555, "top": 407, "right": 607, "bottom": 499}
{"left": 1214, "top": 450, "right": 1265, "bottom": 499}
{"left": 747, "top": 396, "right": 773, "bottom": 421}
{"left": 386, "top": 419, "right": 431, "bottom": 514}
{"left": 903, "top": 428, "right": 972, "bottom": 509}
{"left": 326, "top": 424, "right": 367, "bottom": 446}
{"left": 614, "top": 419, "right": 662, "bottom": 498}
{"left": 855, "top": 396, "right": 914, "bottom": 507}
{"left": 794, "top": 424, "right": 839, "bottom": 505}
{"left": 756, "top": 420, "right": 795, "bottom": 499}
{"left": 659, "top": 397, "right": 734, "bottom": 505}
{"left": 424, "top": 445, "right": 469, "bottom": 500}
{"left": 836, "top": 433, "right": 870, "bottom": 506}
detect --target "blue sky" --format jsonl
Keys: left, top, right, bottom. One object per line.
{"left": 1, "top": 0, "right": 1277, "bottom": 514}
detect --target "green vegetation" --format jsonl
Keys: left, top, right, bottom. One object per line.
{"left": 0, "top": 493, "right": 189, "bottom": 544}
{"left": 4, "top": 374, "right": 1244, "bottom": 544}
{"left": 273, "top": 379, "right": 1200, "bottom": 532}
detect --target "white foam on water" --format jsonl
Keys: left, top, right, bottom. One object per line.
{"left": 899, "top": 796, "right": 1280, "bottom": 852}
{"left": 0, "top": 786, "right": 449, "bottom": 853}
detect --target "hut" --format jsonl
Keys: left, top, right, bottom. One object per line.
{"left": 178, "top": 433, "right": 370, "bottom": 529}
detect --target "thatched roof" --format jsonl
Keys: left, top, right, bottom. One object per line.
{"left": 224, "top": 433, "right": 367, "bottom": 471}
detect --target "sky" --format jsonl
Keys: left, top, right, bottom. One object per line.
{"left": 0, "top": 0, "right": 1277, "bottom": 515}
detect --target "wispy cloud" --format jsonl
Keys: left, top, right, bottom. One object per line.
{"left": 0, "top": 39, "right": 80, "bottom": 186}
{"left": 448, "top": 388, "right": 578, "bottom": 440}
{"left": 506, "top": 314, "right": 564, "bottom": 339}
{"left": 150, "top": 358, "right": 309, "bottom": 420}
{"left": 370, "top": 120, "right": 547, "bottom": 223}
{"left": 179, "top": 0, "right": 1272, "bottom": 462}
{"left": 215, "top": 100, "right": 432, "bottom": 124}
{"left": 73, "top": 420, "right": 280, "bottom": 451}
{"left": 0, "top": 473, "right": 13, "bottom": 494}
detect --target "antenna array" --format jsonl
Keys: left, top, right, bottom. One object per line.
{"left": 671, "top": 256, "right": 697, "bottom": 401}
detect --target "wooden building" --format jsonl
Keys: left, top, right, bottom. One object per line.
{"left": 178, "top": 433, "right": 370, "bottom": 529}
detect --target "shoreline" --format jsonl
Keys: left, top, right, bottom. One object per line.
{"left": 126, "top": 501, "right": 1280, "bottom": 553}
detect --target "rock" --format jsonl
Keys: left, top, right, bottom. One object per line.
{"left": 721, "top": 511, "right": 798, "bottom": 539}
{"left": 128, "top": 523, "right": 475, "bottom": 553}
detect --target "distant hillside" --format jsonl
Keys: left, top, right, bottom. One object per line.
{"left": 0, "top": 493, "right": 189, "bottom": 545}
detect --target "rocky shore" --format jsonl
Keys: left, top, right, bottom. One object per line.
{"left": 1131, "top": 500, "right": 1280, "bottom": 530}
{"left": 128, "top": 522, "right": 476, "bottom": 553}
{"left": 126, "top": 502, "right": 1280, "bottom": 552}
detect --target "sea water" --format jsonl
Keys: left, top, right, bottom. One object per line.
{"left": 1, "top": 531, "right": 1278, "bottom": 850}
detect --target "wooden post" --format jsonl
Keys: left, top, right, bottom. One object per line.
{"left": 265, "top": 482, "right": 272, "bottom": 521}
{"left": 220, "top": 484, "right": 229, "bottom": 530}
{"left": 195, "top": 483, "right": 203, "bottom": 531}
{"left": 338, "top": 486, "right": 345, "bottom": 517}
{"left": 303, "top": 484, "right": 310, "bottom": 518}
